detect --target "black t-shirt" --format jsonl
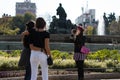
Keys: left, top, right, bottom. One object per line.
{"left": 74, "top": 36, "right": 86, "bottom": 53}
{"left": 23, "top": 29, "right": 35, "bottom": 48}
{"left": 29, "top": 31, "right": 50, "bottom": 48}
{"left": 23, "top": 35, "right": 30, "bottom": 48}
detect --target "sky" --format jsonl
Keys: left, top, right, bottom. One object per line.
{"left": 0, "top": 0, "right": 120, "bottom": 23}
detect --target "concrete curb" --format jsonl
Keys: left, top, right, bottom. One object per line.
{"left": 0, "top": 73, "right": 120, "bottom": 80}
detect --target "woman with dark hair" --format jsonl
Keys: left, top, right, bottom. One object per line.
{"left": 72, "top": 24, "right": 86, "bottom": 80}
{"left": 18, "top": 20, "right": 35, "bottom": 80}
{"left": 29, "top": 17, "right": 51, "bottom": 80}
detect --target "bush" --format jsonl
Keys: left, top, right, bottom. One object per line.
{"left": 0, "top": 51, "right": 9, "bottom": 57}
{"left": 51, "top": 59, "right": 75, "bottom": 69}
{"left": 0, "top": 49, "right": 120, "bottom": 72}
{"left": 51, "top": 50, "right": 73, "bottom": 60}
{"left": 10, "top": 50, "right": 21, "bottom": 57}
{"left": 0, "top": 56, "right": 20, "bottom": 71}
{"left": 0, "top": 50, "right": 21, "bottom": 57}
{"left": 84, "top": 60, "right": 107, "bottom": 68}
{"left": 87, "top": 49, "right": 120, "bottom": 62}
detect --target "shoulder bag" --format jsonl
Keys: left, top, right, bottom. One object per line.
{"left": 80, "top": 46, "right": 90, "bottom": 54}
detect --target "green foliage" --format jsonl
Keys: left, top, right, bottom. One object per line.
{"left": 24, "top": 12, "right": 36, "bottom": 23}
{"left": 109, "top": 21, "right": 120, "bottom": 35}
{"left": 87, "top": 49, "right": 120, "bottom": 62}
{"left": 103, "top": 12, "right": 120, "bottom": 35}
{"left": 0, "top": 51, "right": 10, "bottom": 57}
{"left": 85, "top": 26, "right": 94, "bottom": 35}
{"left": 0, "top": 18, "right": 20, "bottom": 35}
{"left": 105, "top": 60, "right": 115, "bottom": 68}
{"left": 85, "top": 60, "right": 107, "bottom": 68}
{"left": 51, "top": 50, "right": 73, "bottom": 60}
{"left": 0, "top": 56, "right": 20, "bottom": 71}
{"left": 2, "top": 28, "right": 20, "bottom": 35}
{"left": 11, "top": 15, "right": 24, "bottom": 34}
{"left": 0, "top": 12, "right": 36, "bottom": 35}
{"left": 0, "top": 61, "right": 19, "bottom": 71}
{"left": 0, "top": 49, "right": 120, "bottom": 72}
{"left": 11, "top": 15, "right": 24, "bottom": 28}
{"left": 0, "top": 50, "right": 21, "bottom": 57}
{"left": 10, "top": 50, "right": 21, "bottom": 57}
{"left": 51, "top": 59, "right": 75, "bottom": 69}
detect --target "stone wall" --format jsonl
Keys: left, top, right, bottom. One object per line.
{"left": 0, "top": 34, "right": 120, "bottom": 43}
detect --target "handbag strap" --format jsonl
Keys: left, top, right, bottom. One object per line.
{"left": 41, "top": 48, "right": 48, "bottom": 56}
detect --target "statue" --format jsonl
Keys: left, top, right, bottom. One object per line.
{"left": 56, "top": 3, "right": 67, "bottom": 20}
{"left": 49, "top": 3, "right": 75, "bottom": 34}
{"left": 108, "top": 13, "right": 116, "bottom": 23}
{"left": 103, "top": 12, "right": 117, "bottom": 35}
{"left": 103, "top": 13, "right": 109, "bottom": 27}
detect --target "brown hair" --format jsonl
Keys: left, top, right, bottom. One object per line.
{"left": 36, "top": 17, "right": 46, "bottom": 29}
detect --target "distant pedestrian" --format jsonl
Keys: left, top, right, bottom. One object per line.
{"left": 71, "top": 24, "right": 86, "bottom": 80}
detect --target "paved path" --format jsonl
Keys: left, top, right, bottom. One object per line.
{"left": 0, "top": 73, "right": 120, "bottom": 80}
{"left": 99, "top": 79, "right": 120, "bottom": 80}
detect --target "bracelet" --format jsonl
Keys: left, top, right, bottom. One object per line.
{"left": 47, "top": 55, "right": 50, "bottom": 57}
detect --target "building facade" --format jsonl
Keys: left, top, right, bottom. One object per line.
{"left": 75, "top": 9, "right": 98, "bottom": 28}
{"left": 75, "top": 8, "right": 99, "bottom": 35}
{"left": 16, "top": 0, "right": 36, "bottom": 16}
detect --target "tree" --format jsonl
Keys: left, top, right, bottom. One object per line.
{"left": 11, "top": 15, "right": 24, "bottom": 33}
{"left": 109, "top": 21, "right": 118, "bottom": 35}
{"left": 0, "top": 12, "right": 35, "bottom": 35}
{"left": 0, "top": 17, "right": 20, "bottom": 35}
{"left": 24, "top": 12, "right": 36, "bottom": 24}
{"left": 85, "top": 26, "right": 94, "bottom": 35}
{"left": 11, "top": 12, "right": 36, "bottom": 34}
{"left": 110, "top": 21, "right": 120, "bottom": 35}
{"left": 109, "top": 17, "right": 120, "bottom": 35}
